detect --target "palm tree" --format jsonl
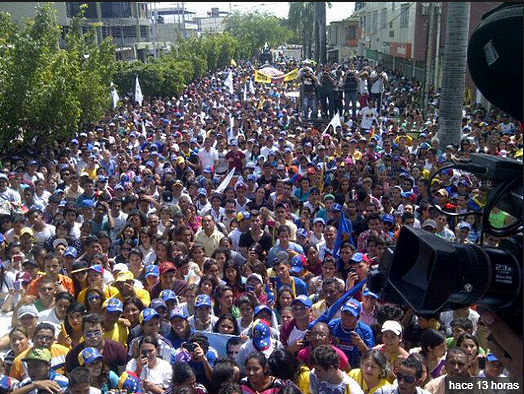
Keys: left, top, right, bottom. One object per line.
{"left": 288, "top": 2, "right": 314, "bottom": 59}
{"left": 437, "top": 2, "right": 470, "bottom": 147}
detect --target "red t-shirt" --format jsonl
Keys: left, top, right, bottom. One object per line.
{"left": 297, "top": 344, "right": 351, "bottom": 370}
{"left": 225, "top": 150, "right": 245, "bottom": 172}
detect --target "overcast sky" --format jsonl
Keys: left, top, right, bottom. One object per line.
{"left": 156, "top": 2, "right": 356, "bottom": 24}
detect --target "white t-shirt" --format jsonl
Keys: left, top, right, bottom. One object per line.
{"left": 370, "top": 71, "right": 388, "bottom": 94}
{"left": 309, "top": 371, "right": 364, "bottom": 394}
{"left": 188, "top": 315, "right": 218, "bottom": 332}
{"left": 38, "top": 307, "right": 62, "bottom": 337}
{"left": 287, "top": 325, "right": 307, "bottom": 347}
{"left": 32, "top": 224, "right": 56, "bottom": 246}
{"left": 125, "top": 358, "right": 172, "bottom": 390}
{"left": 198, "top": 148, "right": 218, "bottom": 169}
{"left": 360, "top": 107, "right": 378, "bottom": 130}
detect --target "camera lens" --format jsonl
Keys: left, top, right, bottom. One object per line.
{"left": 382, "top": 226, "right": 522, "bottom": 312}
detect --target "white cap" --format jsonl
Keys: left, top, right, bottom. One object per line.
{"left": 381, "top": 320, "right": 403, "bottom": 336}
{"left": 18, "top": 304, "right": 39, "bottom": 319}
{"left": 246, "top": 273, "right": 263, "bottom": 284}
{"left": 112, "top": 263, "right": 129, "bottom": 273}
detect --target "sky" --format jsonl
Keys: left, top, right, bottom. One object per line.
{"left": 156, "top": 2, "right": 356, "bottom": 24}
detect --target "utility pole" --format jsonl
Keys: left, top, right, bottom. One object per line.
{"left": 153, "top": 2, "right": 159, "bottom": 58}
{"left": 314, "top": 3, "right": 320, "bottom": 63}
{"left": 95, "top": 2, "right": 103, "bottom": 45}
{"left": 134, "top": 2, "right": 141, "bottom": 42}
{"left": 423, "top": 2, "right": 435, "bottom": 114}
{"left": 319, "top": 2, "right": 327, "bottom": 64}
{"left": 181, "top": 2, "right": 186, "bottom": 38}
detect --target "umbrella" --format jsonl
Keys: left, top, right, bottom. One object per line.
{"left": 257, "top": 67, "right": 284, "bottom": 78}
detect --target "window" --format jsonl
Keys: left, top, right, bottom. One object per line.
{"left": 389, "top": 30, "right": 395, "bottom": 38}
{"left": 365, "top": 13, "right": 371, "bottom": 33}
{"left": 372, "top": 11, "right": 378, "bottom": 33}
{"left": 392, "top": 2, "right": 396, "bottom": 11}
{"left": 380, "top": 8, "right": 387, "bottom": 29}
{"left": 400, "top": 3, "right": 410, "bottom": 27}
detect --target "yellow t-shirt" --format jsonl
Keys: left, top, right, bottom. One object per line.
{"left": 10, "top": 344, "right": 70, "bottom": 381}
{"left": 348, "top": 369, "right": 390, "bottom": 394}
{"left": 297, "top": 365, "right": 311, "bottom": 394}
{"left": 103, "top": 322, "right": 129, "bottom": 348}
{"left": 116, "top": 288, "right": 151, "bottom": 307}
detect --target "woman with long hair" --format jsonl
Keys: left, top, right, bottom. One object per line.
{"left": 348, "top": 349, "right": 390, "bottom": 394}
{"left": 185, "top": 203, "right": 202, "bottom": 234}
{"left": 274, "top": 286, "right": 294, "bottom": 325}
{"left": 240, "top": 352, "right": 285, "bottom": 394}
{"left": 198, "top": 275, "right": 219, "bottom": 298}
{"left": 213, "top": 313, "right": 240, "bottom": 336}
{"left": 78, "top": 347, "right": 119, "bottom": 393}
{"left": 457, "top": 333, "right": 484, "bottom": 377}
{"left": 419, "top": 329, "right": 447, "bottom": 379}
{"left": 3, "top": 326, "right": 30, "bottom": 375}
{"left": 58, "top": 303, "right": 85, "bottom": 348}
{"left": 268, "top": 349, "right": 310, "bottom": 394}
{"left": 123, "top": 297, "right": 146, "bottom": 331}
{"left": 84, "top": 287, "right": 106, "bottom": 315}
{"left": 222, "top": 260, "right": 245, "bottom": 298}
{"left": 213, "top": 286, "right": 240, "bottom": 319}
{"left": 70, "top": 261, "right": 89, "bottom": 298}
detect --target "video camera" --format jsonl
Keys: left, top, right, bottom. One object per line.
{"left": 368, "top": 153, "right": 523, "bottom": 333}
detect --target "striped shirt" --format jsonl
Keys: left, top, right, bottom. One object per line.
{"left": 10, "top": 345, "right": 69, "bottom": 381}
{"left": 15, "top": 369, "right": 68, "bottom": 394}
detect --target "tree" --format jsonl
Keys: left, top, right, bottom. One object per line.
{"left": 437, "top": 2, "right": 470, "bottom": 147}
{"left": 288, "top": 2, "right": 314, "bottom": 58}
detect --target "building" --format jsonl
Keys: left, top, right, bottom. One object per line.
{"left": 0, "top": 2, "right": 69, "bottom": 26}
{"left": 352, "top": 2, "right": 501, "bottom": 98}
{"left": 327, "top": 17, "right": 360, "bottom": 62}
{"left": 197, "top": 7, "right": 229, "bottom": 34}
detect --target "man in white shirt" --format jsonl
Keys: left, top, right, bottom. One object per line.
{"left": 369, "top": 64, "right": 388, "bottom": 111}
{"left": 0, "top": 173, "right": 22, "bottom": 205}
{"left": 197, "top": 138, "right": 219, "bottom": 171}
{"left": 359, "top": 100, "right": 379, "bottom": 132}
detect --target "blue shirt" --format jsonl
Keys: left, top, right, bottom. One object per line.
{"left": 276, "top": 276, "right": 308, "bottom": 297}
{"left": 328, "top": 319, "right": 375, "bottom": 367}
{"left": 17, "top": 369, "right": 69, "bottom": 394}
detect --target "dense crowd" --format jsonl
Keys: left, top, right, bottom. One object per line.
{"left": 0, "top": 55, "right": 521, "bottom": 394}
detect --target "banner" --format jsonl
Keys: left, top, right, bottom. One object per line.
{"left": 225, "top": 71, "right": 234, "bottom": 94}
{"left": 254, "top": 69, "right": 272, "bottom": 84}
{"left": 333, "top": 214, "right": 354, "bottom": 257}
{"left": 230, "top": 58, "right": 237, "bottom": 67}
{"left": 283, "top": 68, "right": 299, "bottom": 82}
{"left": 195, "top": 331, "right": 241, "bottom": 356}
{"left": 110, "top": 82, "right": 120, "bottom": 109}
{"left": 215, "top": 168, "right": 235, "bottom": 194}
{"left": 323, "top": 112, "right": 342, "bottom": 134}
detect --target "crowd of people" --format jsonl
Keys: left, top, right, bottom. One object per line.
{"left": 0, "top": 54, "right": 521, "bottom": 394}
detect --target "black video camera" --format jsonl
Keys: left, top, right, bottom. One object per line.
{"left": 367, "top": 153, "right": 523, "bottom": 334}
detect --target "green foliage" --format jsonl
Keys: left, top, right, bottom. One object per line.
{"left": 224, "top": 11, "right": 292, "bottom": 58}
{"left": 0, "top": 3, "right": 116, "bottom": 154}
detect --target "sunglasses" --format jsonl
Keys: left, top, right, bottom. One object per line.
{"left": 87, "top": 295, "right": 102, "bottom": 302}
{"left": 396, "top": 372, "right": 416, "bottom": 384}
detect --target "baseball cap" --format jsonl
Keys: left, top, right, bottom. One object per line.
{"left": 382, "top": 214, "right": 395, "bottom": 225}
{"left": 422, "top": 219, "right": 437, "bottom": 229}
{"left": 332, "top": 203, "right": 343, "bottom": 212}
{"left": 159, "top": 261, "right": 176, "bottom": 275}
{"left": 197, "top": 188, "right": 208, "bottom": 196}
{"left": 64, "top": 246, "right": 78, "bottom": 258}
{"left": 381, "top": 320, "right": 403, "bottom": 336}
{"left": 16, "top": 271, "right": 32, "bottom": 284}
{"left": 22, "top": 260, "right": 39, "bottom": 269}
{"left": 88, "top": 264, "right": 104, "bottom": 275}
{"left": 139, "top": 308, "right": 161, "bottom": 324}
{"left": 52, "top": 238, "right": 68, "bottom": 249}
{"left": 82, "top": 199, "right": 96, "bottom": 208}
{"left": 296, "top": 228, "right": 308, "bottom": 239}
{"left": 246, "top": 273, "right": 263, "bottom": 285}
{"left": 145, "top": 265, "right": 159, "bottom": 278}
{"left": 323, "top": 193, "right": 335, "bottom": 201}
{"left": 112, "top": 263, "right": 129, "bottom": 273}
{"left": 18, "top": 304, "right": 38, "bottom": 319}
{"left": 362, "top": 289, "right": 379, "bottom": 299}
{"left": 236, "top": 211, "right": 250, "bottom": 222}
{"left": 350, "top": 252, "right": 365, "bottom": 263}
{"left": 341, "top": 299, "right": 361, "bottom": 316}
{"left": 115, "top": 271, "right": 134, "bottom": 282}
{"left": 486, "top": 353, "right": 499, "bottom": 362}
{"left": 436, "top": 188, "right": 449, "bottom": 197}
{"left": 103, "top": 298, "right": 124, "bottom": 313}
{"left": 169, "top": 308, "right": 188, "bottom": 320}
{"left": 160, "top": 290, "right": 178, "bottom": 303}
{"left": 22, "top": 348, "right": 52, "bottom": 364}
{"left": 20, "top": 228, "right": 34, "bottom": 237}
{"left": 195, "top": 294, "right": 212, "bottom": 308}
{"left": 290, "top": 254, "right": 307, "bottom": 274}
{"left": 458, "top": 222, "right": 471, "bottom": 230}
{"left": 254, "top": 304, "right": 272, "bottom": 317}
{"left": 78, "top": 347, "right": 103, "bottom": 366}
{"left": 118, "top": 371, "right": 141, "bottom": 393}
{"left": 313, "top": 218, "right": 326, "bottom": 226}
{"left": 151, "top": 298, "right": 167, "bottom": 311}
{"left": 252, "top": 319, "right": 271, "bottom": 351}
{"left": 291, "top": 295, "right": 312, "bottom": 309}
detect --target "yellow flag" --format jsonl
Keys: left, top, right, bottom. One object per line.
{"left": 254, "top": 70, "right": 272, "bottom": 84}
{"left": 230, "top": 59, "right": 237, "bottom": 67}
{"left": 283, "top": 68, "right": 298, "bottom": 82}
{"left": 257, "top": 95, "right": 265, "bottom": 110}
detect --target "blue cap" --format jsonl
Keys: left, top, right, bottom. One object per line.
{"left": 115, "top": 184, "right": 125, "bottom": 191}
{"left": 139, "top": 308, "right": 161, "bottom": 324}
{"left": 291, "top": 295, "right": 312, "bottom": 308}
{"left": 71, "top": 139, "right": 79, "bottom": 145}
{"left": 88, "top": 264, "right": 104, "bottom": 275}
{"left": 382, "top": 214, "right": 395, "bottom": 225}
{"left": 254, "top": 304, "right": 272, "bottom": 317}
{"left": 144, "top": 265, "right": 159, "bottom": 278}
{"left": 78, "top": 347, "right": 103, "bottom": 366}
{"left": 332, "top": 203, "right": 343, "bottom": 212}
{"left": 252, "top": 319, "right": 271, "bottom": 351}
{"left": 150, "top": 298, "right": 167, "bottom": 311}
{"left": 197, "top": 188, "right": 208, "bottom": 196}
{"left": 341, "top": 299, "right": 362, "bottom": 316}
{"left": 159, "top": 290, "right": 177, "bottom": 304}
{"left": 459, "top": 222, "right": 471, "bottom": 230}
{"left": 64, "top": 247, "right": 78, "bottom": 258}
{"left": 486, "top": 353, "right": 498, "bottom": 362}
{"left": 195, "top": 294, "right": 212, "bottom": 308}
{"left": 203, "top": 166, "right": 213, "bottom": 174}
{"left": 313, "top": 218, "right": 326, "bottom": 226}
{"left": 82, "top": 199, "right": 96, "bottom": 208}
{"left": 297, "top": 228, "right": 308, "bottom": 239}
{"left": 230, "top": 139, "right": 238, "bottom": 146}
{"left": 103, "top": 298, "right": 124, "bottom": 313}
{"left": 169, "top": 308, "right": 188, "bottom": 320}
{"left": 247, "top": 174, "right": 257, "bottom": 182}
{"left": 97, "top": 175, "right": 107, "bottom": 183}
{"left": 350, "top": 252, "right": 364, "bottom": 263}
{"left": 362, "top": 289, "right": 379, "bottom": 299}
{"left": 290, "top": 254, "right": 307, "bottom": 274}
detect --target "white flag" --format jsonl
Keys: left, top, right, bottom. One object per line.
{"left": 225, "top": 71, "right": 234, "bottom": 95}
{"left": 135, "top": 75, "right": 143, "bottom": 106}
{"left": 243, "top": 83, "right": 247, "bottom": 102}
{"left": 324, "top": 112, "right": 342, "bottom": 134}
{"left": 110, "top": 82, "right": 119, "bottom": 109}
{"left": 249, "top": 79, "right": 255, "bottom": 95}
